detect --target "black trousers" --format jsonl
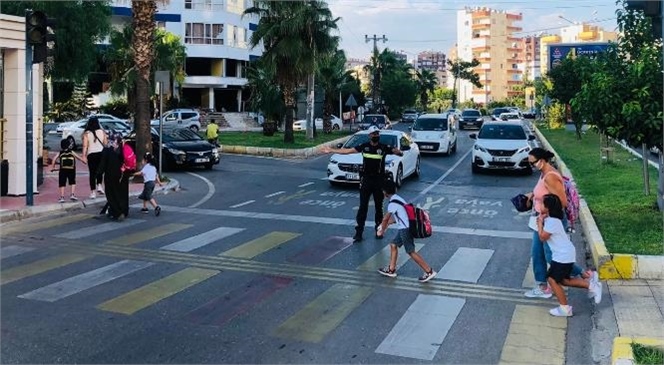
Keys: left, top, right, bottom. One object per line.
{"left": 87, "top": 152, "right": 103, "bottom": 190}
{"left": 355, "top": 176, "right": 385, "bottom": 234}
{"left": 104, "top": 171, "right": 129, "bottom": 219}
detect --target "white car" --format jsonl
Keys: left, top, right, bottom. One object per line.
{"left": 293, "top": 115, "right": 343, "bottom": 131}
{"left": 62, "top": 118, "right": 131, "bottom": 149}
{"left": 470, "top": 121, "right": 536, "bottom": 174}
{"left": 150, "top": 109, "right": 201, "bottom": 132}
{"left": 56, "top": 121, "right": 77, "bottom": 135}
{"left": 326, "top": 130, "right": 420, "bottom": 187}
{"left": 410, "top": 113, "right": 458, "bottom": 155}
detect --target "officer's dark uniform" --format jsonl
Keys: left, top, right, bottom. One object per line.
{"left": 353, "top": 140, "right": 397, "bottom": 241}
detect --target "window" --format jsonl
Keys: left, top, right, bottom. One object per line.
{"left": 512, "top": 64, "right": 518, "bottom": 69}
{"left": 186, "top": 0, "right": 225, "bottom": 11}
{"left": 185, "top": 23, "right": 224, "bottom": 45}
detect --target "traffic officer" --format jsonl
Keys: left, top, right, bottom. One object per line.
{"left": 320, "top": 125, "right": 403, "bottom": 242}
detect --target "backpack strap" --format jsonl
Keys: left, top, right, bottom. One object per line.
{"left": 389, "top": 198, "right": 408, "bottom": 227}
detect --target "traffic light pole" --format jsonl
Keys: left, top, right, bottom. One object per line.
{"left": 25, "top": 20, "right": 34, "bottom": 206}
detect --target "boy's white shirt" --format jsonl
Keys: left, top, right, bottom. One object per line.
{"left": 386, "top": 194, "right": 409, "bottom": 230}
{"left": 543, "top": 217, "right": 576, "bottom": 263}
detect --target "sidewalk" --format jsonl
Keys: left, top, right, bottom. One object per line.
{"left": 0, "top": 151, "right": 178, "bottom": 223}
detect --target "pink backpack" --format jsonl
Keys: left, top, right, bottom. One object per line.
{"left": 563, "top": 176, "right": 580, "bottom": 231}
{"left": 121, "top": 144, "right": 136, "bottom": 172}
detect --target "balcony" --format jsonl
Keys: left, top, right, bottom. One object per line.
{"left": 183, "top": 75, "right": 247, "bottom": 87}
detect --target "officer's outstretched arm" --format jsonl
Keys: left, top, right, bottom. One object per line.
{"left": 392, "top": 147, "right": 404, "bottom": 156}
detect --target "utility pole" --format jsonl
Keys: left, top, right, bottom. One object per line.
{"left": 365, "top": 34, "right": 387, "bottom": 112}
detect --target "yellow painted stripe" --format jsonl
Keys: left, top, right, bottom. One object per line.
{"left": 97, "top": 267, "right": 219, "bottom": 315}
{"left": 356, "top": 243, "right": 424, "bottom": 271}
{"left": 599, "top": 254, "right": 635, "bottom": 280}
{"left": 0, "top": 253, "right": 91, "bottom": 285}
{"left": 3, "top": 214, "right": 92, "bottom": 234}
{"left": 220, "top": 231, "right": 300, "bottom": 259}
{"left": 104, "top": 223, "right": 192, "bottom": 246}
{"left": 273, "top": 284, "right": 373, "bottom": 343}
{"left": 499, "top": 305, "right": 567, "bottom": 365}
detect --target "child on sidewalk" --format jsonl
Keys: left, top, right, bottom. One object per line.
{"left": 377, "top": 180, "right": 437, "bottom": 283}
{"left": 537, "top": 193, "right": 602, "bottom": 317}
{"left": 50, "top": 139, "right": 87, "bottom": 203}
{"left": 134, "top": 152, "right": 163, "bottom": 216}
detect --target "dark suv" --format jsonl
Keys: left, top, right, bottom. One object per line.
{"left": 459, "top": 109, "right": 484, "bottom": 130}
{"left": 491, "top": 107, "right": 511, "bottom": 121}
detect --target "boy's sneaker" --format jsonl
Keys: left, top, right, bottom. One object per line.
{"left": 524, "top": 286, "right": 553, "bottom": 299}
{"left": 155, "top": 206, "right": 161, "bottom": 217}
{"left": 549, "top": 305, "right": 573, "bottom": 317}
{"left": 58, "top": 196, "right": 65, "bottom": 203}
{"left": 590, "top": 281, "right": 603, "bottom": 304}
{"left": 378, "top": 267, "right": 397, "bottom": 278}
{"left": 70, "top": 195, "right": 78, "bottom": 201}
{"left": 418, "top": 270, "right": 437, "bottom": 283}
{"left": 141, "top": 208, "right": 149, "bottom": 214}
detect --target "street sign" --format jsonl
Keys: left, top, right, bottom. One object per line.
{"left": 154, "top": 71, "right": 170, "bottom": 95}
{"left": 345, "top": 94, "right": 357, "bottom": 107}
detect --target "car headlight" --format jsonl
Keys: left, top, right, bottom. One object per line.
{"left": 168, "top": 148, "right": 185, "bottom": 155}
{"left": 474, "top": 144, "right": 488, "bottom": 153}
{"left": 212, "top": 149, "right": 219, "bottom": 157}
{"left": 386, "top": 160, "right": 396, "bottom": 168}
{"left": 517, "top": 146, "right": 531, "bottom": 154}
{"left": 329, "top": 158, "right": 338, "bottom": 164}
{"left": 476, "top": 118, "right": 483, "bottom": 122}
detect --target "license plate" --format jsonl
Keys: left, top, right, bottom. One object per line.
{"left": 345, "top": 173, "right": 359, "bottom": 180}
{"left": 494, "top": 157, "right": 510, "bottom": 162}
{"left": 421, "top": 145, "right": 434, "bottom": 150}
{"left": 195, "top": 158, "right": 209, "bottom": 163}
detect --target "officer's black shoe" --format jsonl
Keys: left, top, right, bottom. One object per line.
{"left": 353, "top": 233, "right": 363, "bottom": 243}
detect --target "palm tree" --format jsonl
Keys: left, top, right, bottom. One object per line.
{"left": 317, "top": 49, "right": 349, "bottom": 133}
{"left": 414, "top": 69, "right": 437, "bottom": 111}
{"left": 246, "top": 59, "right": 285, "bottom": 135}
{"left": 447, "top": 58, "right": 482, "bottom": 109}
{"left": 245, "top": 1, "right": 339, "bottom": 144}
{"left": 364, "top": 49, "right": 411, "bottom": 110}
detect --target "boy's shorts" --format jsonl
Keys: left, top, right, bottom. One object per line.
{"left": 393, "top": 228, "right": 415, "bottom": 254}
{"left": 547, "top": 261, "right": 574, "bottom": 283}
{"left": 138, "top": 181, "right": 156, "bottom": 201}
{"left": 58, "top": 169, "right": 76, "bottom": 187}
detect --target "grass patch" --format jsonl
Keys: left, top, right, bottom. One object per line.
{"left": 539, "top": 128, "right": 663, "bottom": 255}
{"left": 217, "top": 130, "right": 353, "bottom": 149}
{"left": 632, "top": 343, "right": 664, "bottom": 365}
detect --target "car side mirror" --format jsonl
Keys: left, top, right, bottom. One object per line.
{"left": 528, "top": 135, "right": 536, "bottom": 141}
{"left": 469, "top": 133, "right": 477, "bottom": 139}
{"left": 336, "top": 143, "right": 343, "bottom": 148}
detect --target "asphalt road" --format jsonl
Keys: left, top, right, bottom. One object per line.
{"left": 2, "top": 123, "right": 596, "bottom": 364}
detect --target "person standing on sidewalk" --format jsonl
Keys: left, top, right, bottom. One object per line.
{"left": 50, "top": 139, "right": 87, "bottom": 203}
{"left": 320, "top": 125, "right": 403, "bottom": 242}
{"left": 82, "top": 117, "right": 108, "bottom": 199}
{"left": 538, "top": 194, "right": 602, "bottom": 317}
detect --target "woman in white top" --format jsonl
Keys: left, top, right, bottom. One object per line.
{"left": 81, "top": 117, "right": 108, "bottom": 199}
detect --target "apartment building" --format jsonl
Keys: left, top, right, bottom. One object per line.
{"left": 416, "top": 51, "right": 447, "bottom": 87}
{"left": 539, "top": 24, "right": 617, "bottom": 76}
{"left": 109, "top": 0, "right": 262, "bottom": 112}
{"left": 393, "top": 51, "right": 408, "bottom": 64}
{"left": 520, "top": 35, "right": 541, "bottom": 81}
{"left": 456, "top": 7, "right": 523, "bottom": 104}
{"left": 446, "top": 45, "right": 458, "bottom": 89}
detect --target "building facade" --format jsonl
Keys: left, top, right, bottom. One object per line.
{"left": 456, "top": 7, "right": 523, "bottom": 104}
{"left": 415, "top": 51, "right": 447, "bottom": 87}
{"left": 109, "top": 0, "right": 262, "bottom": 112}
{"left": 520, "top": 35, "right": 541, "bottom": 81}
{"left": 0, "top": 14, "right": 44, "bottom": 196}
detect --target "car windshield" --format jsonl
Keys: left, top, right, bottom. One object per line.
{"left": 500, "top": 114, "right": 520, "bottom": 120}
{"left": 162, "top": 128, "right": 202, "bottom": 142}
{"left": 492, "top": 108, "right": 510, "bottom": 115}
{"left": 478, "top": 125, "right": 527, "bottom": 140}
{"left": 462, "top": 110, "right": 481, "bottom": 117}
{"left": 343, "top": 134, "right": 398, "bottom": 148}
{"left": 363, "top": 115, "right": 386, "bottom": 125}
{"left": 412, "top": 117, "right": 448, "bottom": 131}
{"left": 403, "top": 110, "right": 416, "bottom": 114}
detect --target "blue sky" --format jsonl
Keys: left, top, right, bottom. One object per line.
{"left": 327, "top": 0, "right": 620, "bottom": 60}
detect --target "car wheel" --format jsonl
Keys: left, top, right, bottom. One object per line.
{"left": 471, "top": 162, "right": 480, "bottom": 174}
{"left": 66, "top": 136, "right": 76, "bottom": 150}
{"left": 395, "top": 165, "right": 403, "bottom": 187}
{"left": 204, "top": 163, "right": 214, "bottom": 170}
{"left": 332, "top": 124, "right": 340, "bottom": 131}
{"left": 189, "top": 125, "right": 199, "bottom": 133}
{"left": 413, "top": 157, "right": 421, "bottom": 178}
{"left": 451, "top": 141, "right": 457, "bottom": 154}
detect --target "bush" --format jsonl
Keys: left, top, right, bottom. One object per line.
{"left": 546, "top": 103, "right": 566, "bottom": 129}
{"left": 100, "top": 99, "right": 130, "bottom": 119}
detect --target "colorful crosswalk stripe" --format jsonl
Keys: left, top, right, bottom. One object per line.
{"left": 2, "top": 213, "right": 91, "bottom": 234}
{"left": 0, "top": 245, "right": 35, "bottom": 259}
{"left": 286, "top": 236, "right": 354, "bottom": 265}
{"left": 1, "top": 253, "right": 91, "bottom": 286}
{"left": 105, "top": 223, "right": 192, "bottom": 246}
{"left": 499, "top": 305, "right": 567, "bottom": 365}
{"left": 55, "top": 219, "right": 143, "bottom": 239}
{"left": 273, "top": 284, "right": 373, "bottom": 343}
{"left": 375, "top": 294, "right": 465, "bottom": 360}
{"left": 17, "top": 260, "right": 153, "bottom": 302}
{"left": 220, "top": 231, "right": 300, "bottom": 259}
{"left": 356, "top": 243, "right": 424, "bottom": 271}
{"left": 437, "top": 247, "right": 494, "bottom": 283}
{"left": 97, "top": 267, "right": 219, "bottom": 315}
{"left": 160, "top": 227, "right": 244, "bottom": 252}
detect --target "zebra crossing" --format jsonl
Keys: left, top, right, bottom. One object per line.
{"left": 0, "top": 212, "right": 567, "bottom": 363}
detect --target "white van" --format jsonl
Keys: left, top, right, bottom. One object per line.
{"left": 410, "top": 113, "right": 458, "bottom": 155}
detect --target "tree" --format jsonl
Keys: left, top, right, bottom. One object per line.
{"left": 0, "top": 1, "right": 112, "bottom": 82}
{"left": 429, "top": 87, "right": 454, "bottom": 112}
{"left": 71, "top": 83, "right": 95, "bottom": 116}
{"left": 364, "top": 49, "right": 411, "bottom": 108}
{"left": 245, "top": 1, "right": 339, "bottom": 144}
{"left": 547, "top": 56, "right": 594, "bottom": 137}
{"left": 414, "top": 69, "right": 437, "bottom": 111}
{"left": 317, "top": 49, "right": 349, "bottom": 133}
{"left": 447, "top": 58, "right": 482, "bottom": 108}
{"left": 246, "top": 59, "right": 285, "bottom": 135}
{"left": 381, "top": 70, "right": 417, "bottom": 117}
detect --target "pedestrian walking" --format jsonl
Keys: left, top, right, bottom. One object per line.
{"left": 50, "top": 139, "right": 87, "bottom": 203}
{"left": 82, "top": 116, "right": 108, "bottom": 199}
{"left": 320, "top": 125, "right": 403, "bottom": 242}
{"left": 537, "top": 194, "right": 602, "bottom": 317}
{"left": 206, "top": 119, "right": 219, "bottom": 146}
{"left": 97, "top": 134, "right": 130, "bottom": 221}
{"left": 376, "top": 180, "right": 437, "bottom": 282}
{"left": 134, "top": 152, "right": 163, "bottom": 216}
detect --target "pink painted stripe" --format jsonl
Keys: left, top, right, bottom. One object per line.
{"left": 287, "top": 236, "right": 354, "bottom": 265}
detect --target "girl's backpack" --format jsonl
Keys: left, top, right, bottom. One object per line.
{"left": 121, "top": 143, "right": 136, "bottom": 172}
{"left": 563, "top": 176, "right": 580, "bottom": 231}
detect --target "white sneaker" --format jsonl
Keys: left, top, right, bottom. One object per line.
{"left": 590, "top": 281, "right": 603, "bottom": 304}
{"left": 89, "top": 192, "right": 96, "bottom": 199}
{"left": 588, "top": 271, "right": 599, "bottom": 298}
{"left": 549, "top": 305, "right": 573, "bottom": 317}
{"left": 96, "top": 187, "right": 105, "bottom": 195}
{"left": 524, "top": 286, "right": 553, "bottom": 299}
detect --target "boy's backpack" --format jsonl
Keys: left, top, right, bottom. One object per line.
{"left": 390, "top": 199, "right": 433, "bottom": 239}
{"left": 59, "top": 151, "right": 76, "bottom": 170}
{"left": 563, "top": 176, "right": 580, "bottom": 231}
{"left": 121, "top": 143, "right": 136, "bottom": 172}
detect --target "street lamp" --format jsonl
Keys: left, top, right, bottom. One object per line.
{"left": 558, "top": 15, "right": 577, "bottom": 25}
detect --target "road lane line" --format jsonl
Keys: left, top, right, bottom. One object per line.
{"left": 105, "top": 223, "right": 192, "bottom": 246}
{"left": 437, "top": 247, "right": 494, "bottom": 283}
{"left": 0, "top": 253, "right": 91, "bottom": 285}
{"left": 375, "top": 295, "right": 466, "bottom": 360}
{"left": 55, "top": 219, "right": 143, "bottom": 239}
{"left": 356, "top": 243, "right": 424, "bottom": 271}
{"left": 0, "top": 246, "right": 35, "bottom": 259}
{"left": 17, "top": 260, "right": 153, "bottom": 302}
{"left": 273, "top": 284, "right": 373, "bottom": 343}
{"left": 499, "top": 305, "right": 567, "bottom": 365}
{"left": 298, "top": 182, "right": 315, "bottom": 187}
{"left": 265, "top": 191, "right": 285, "bottom": 198}
{"left": 229, "top": 200, "right": 255, "bottom": 208}
{"left": 220, "top": 231, "right": 300, "bottom": 259}
{"left": 186, "top": 172, "right": 216, "bottom": 208}
{"left": 160, "top": 226, "right": 244, "bottom": 252}
{"left": 413, "top": 148, "right": 472, "bottom": 203}
{"left": 2, "top": 213, "right": 92, "bottom": 234}
{"left": 97, "top": 267, "right": 219, "bottom": 315}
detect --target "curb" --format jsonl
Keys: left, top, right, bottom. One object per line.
{"left": 612, "top": 337, "right": 664, "bottom": 365}
{"left": 219, "top": 135, "right": 351, "bottom": 158}
{"left": 534, "top": 127, "right": 664, "bottom": 280}
{"left": 0, "top": 178, "right": 180, "bottom": 224}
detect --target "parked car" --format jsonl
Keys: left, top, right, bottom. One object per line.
{"left": 56, "top": 121, "right": 77, "bottom": 135}
{"left": 410, "top": 113, "right": 458, "bottom": 155}
{"left": 326, "top": 130, "right": 420, "bottom": 187}
{"left": 124, "top": 128, "right": 220, "bottom": 170}
{"left": 459, "top": 109, "right": 484, "bottom": 130}
{"left": 150, "top": 109, "right": 201, "bottom": 132}
{"left": 356, "top": 114, "right": 392, "bottom": 130}
{"left": 401, "top": 109, "right": 418, "bottom": 123}
{"left": 470, "top": 121, "right": 536, "bottom": 174}
{"left": 491, "top": 107, "right": 512, "bottom": 121}
{"left": 293, "top": 115, "right": 343, "bottom": 131}
{"left": 90, "top": 113, "right": 127, "bottom": 122}
{"left": 62, "top": 118, "right": 131, "bottom": 150}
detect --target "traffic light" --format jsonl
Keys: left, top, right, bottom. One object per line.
{"left": 25, "top": 10, "right": 56, "bottom": 64}
{"left": 626, "top": 0, "right": 662, "bottom": 39}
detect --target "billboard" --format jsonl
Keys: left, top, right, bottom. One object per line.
{"left": 548, "top": 42, "right": 611, "bottom": 70}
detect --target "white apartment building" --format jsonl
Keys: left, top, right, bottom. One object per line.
{"left": 109, "top": 0, "right": 262, "bottom": 112}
